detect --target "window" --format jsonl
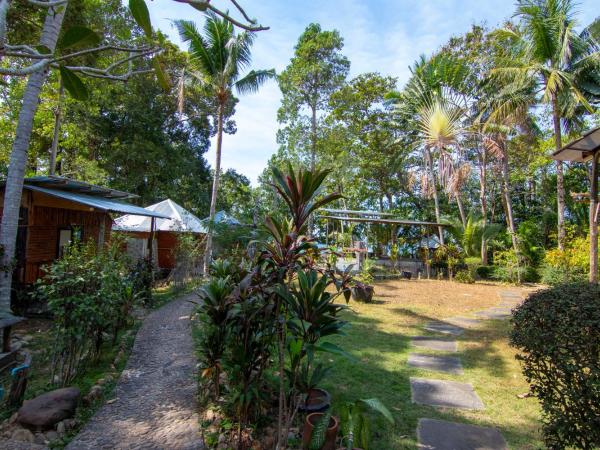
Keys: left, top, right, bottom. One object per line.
{"left": 57, "top": 226, "right": 82, "bottom": 258}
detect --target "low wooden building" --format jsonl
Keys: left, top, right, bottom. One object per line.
{"left": 113, "top": 199, "right": 206, "bottom": 270}
{"left": 0, "top": 176, "right": 169, "bottom": 288}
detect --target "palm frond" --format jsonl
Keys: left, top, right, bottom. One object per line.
{"left": 235, "top": 69, "right": 276, "bottom": 95}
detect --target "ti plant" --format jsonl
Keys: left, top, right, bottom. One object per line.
{"left": 339, "top": 398, "right": 394, "bottom": 450}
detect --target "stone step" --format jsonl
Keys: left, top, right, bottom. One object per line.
{"left": 410, "top": 377, "right": 484, "bottom": 410}
{"left": 411, "top": 336, "right": 458, "bottom": 352}
{"left": 408, "top": 353, "right": 463, "bottom": 374}
{"left": 417, "top": 418, "right": 507, "bottom": 450}
{"left": 423, "top": 321, "right": 464, "bottom": 336}
{"left": 445, "top": 316, "right": 482, "bottom": 328}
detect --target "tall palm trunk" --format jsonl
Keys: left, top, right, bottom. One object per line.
{"left": 478, "top": 147, "right": 488, "bottom": 264}
{"left": 500, "top": 145, "right": 521, "bottom": 282}
{"left": 425, "top": 147, "right": 444, "bottom": 245}
{"left": 551, "top": 93, "right": 566, "bottom": 250}
{"left": 49, "top": 77, "right": 64, "bottom": 176}
{"left": 203, "top": 101, "right": 225, "bottom": 275}
{"left": 0, "top": 4, "right": 67, "bottom": 318}
{"left": 455, "top": 192, "right": 467, "bottom": 228}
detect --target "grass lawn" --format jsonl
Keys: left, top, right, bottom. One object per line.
{"left": 321, "top": 279, "right": 543, "bottom": 449}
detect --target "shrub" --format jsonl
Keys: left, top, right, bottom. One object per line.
{"left": 475, "top": 265, "right": 493, "bottom": 279}
{"left": 36, "top": 239, "right": 130, "bottom": 385}
{"left": 541, "top": 236, "right": 594, "bottom": 285}
{"left": 510, "top": 283, "right": 600, "bottom": 449}
{"left": 454, "top": 270, "right": 474, "bottom": 284}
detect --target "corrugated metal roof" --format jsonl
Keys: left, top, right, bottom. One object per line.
{"left": 113, "top": 199, "right": 206, "bottom": 233}
{"left": 553, "top": 127, "right": 600, "bottom": 162}
{"left": 24, "top": 185, "right": 170, "bottom": 218}
{"left": 22, "top": 176, "right": 136, "bottom": 199}
{"left": 201, "top": 210, "right": 242, "bottom": 226}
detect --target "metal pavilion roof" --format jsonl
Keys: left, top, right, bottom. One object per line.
{"left": 552, "top": 127, "right": 600, "bottom": 162}
{"left": 320, "top": 208, "right": 395, "bottom": 217}
{"left": 23, "top": 185, "right": 170, "bottom": 219}
{"left": 318, "top": 215, "right": 449, "bottom": 227}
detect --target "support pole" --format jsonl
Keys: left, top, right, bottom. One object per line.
{"left": 148, "top": 217, "right": 156, "bottom": 264}
{"left": 590, "top": 151, "right": 599, "bottom": 283}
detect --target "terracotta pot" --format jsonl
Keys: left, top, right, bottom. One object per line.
{"left": 351, "top": 285, "right": 374, "bottom": 303}
{"left": 302, "top": 412, "right": 339, "bottom": 450}
{"left": 299, "top": 388, "right": 331, "bottom": 413}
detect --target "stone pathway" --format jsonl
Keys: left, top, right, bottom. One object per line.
{"left": 409, "top": 289, "right": 523, "bottom": 449}
{"left": 66, "top": 295, "right": 203, "bottom": 450}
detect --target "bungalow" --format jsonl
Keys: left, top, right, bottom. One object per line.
{"left": 0, "top": 176, "right": 169, "bottom": 290}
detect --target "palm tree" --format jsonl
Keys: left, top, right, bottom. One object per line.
{"left": 175, "top": 13, "right": 275, "bottom": 273}
{"left": 490, "top": 0, "right": 599, "bottom": 249}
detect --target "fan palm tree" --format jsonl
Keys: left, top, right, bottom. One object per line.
{"left": 176, "top": 13, "right": 275, "bottom": 273}
{"left": 489, "top": 0, "right": 600, "bottom": 249}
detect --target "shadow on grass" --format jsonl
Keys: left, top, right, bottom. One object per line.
{"left": 320, "top": 307, "right": 539, "bottom": 449}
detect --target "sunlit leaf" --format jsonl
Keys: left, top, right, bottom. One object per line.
{"left": 59, "top": 66, "right": 88, "bottom": 101}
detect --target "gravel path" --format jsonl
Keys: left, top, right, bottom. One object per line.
{"left": 66, "top": 295, "right": 203, "bottom": 450}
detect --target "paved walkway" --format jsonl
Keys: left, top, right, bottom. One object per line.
{"left": 409, "top": 289, "right": 524, "bottom": 449}
{"left": 66, "top": 295, "right": 203, "bottom": 450}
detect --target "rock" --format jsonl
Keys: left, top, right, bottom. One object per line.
{"left": 45, "top": 430, "right": 59, "bottom": 442}
{"left": 8, "top": 413, "right": 18, "bottom": 425}
{"left": 11, "top": 427, "right": 35, "bottom": 442}
{"left": 85, "top": 385, "right": 102, "bottom": 402}
{"left": 56, "top": 421, "right": 66, "bottom": 434}
{"left": 17, "top": 387, "right": 80, "bottom": 431}
{"left": 96, "top": 378, "right": 106, "bottom": 386}
{"left": 33, "top": 433, "right": 46, "bottom": 445}
{"left": 218, "top": 433, "right": 228, "bottom": 444}
{"left": 62, "top": 418, "right": 77, "bottom": 430}
{"left": 204, "top": 409, "right": 216, "bottom": 421}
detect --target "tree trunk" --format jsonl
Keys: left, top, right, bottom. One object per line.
{"left": 425, "top": 147, "right": 444, "bottom": 245}
{"left": 590, "top": 152, "right": 599, "bottom": 283}
{"left": 455, "top": 191, "right": 467, "bottom": 228}
{"left": 203, "top": 101, "right": 225, "bottom": 275}
{"left": 478, "top": 147, "right": 488, "bottom": 265}
{"left": 0, "top": 4, "right": 67, "bottom": 318}
{"left": 500, "top": 146, "right": 520, "bottom": 281}
{"left": 552, "top": 93, "right": 566, "bottom": 250}
{"left": 307, "top": 102, "right": 317, "bottom": 236}
{"left": 49, "top": 77, "right": 64, "bottom": 176}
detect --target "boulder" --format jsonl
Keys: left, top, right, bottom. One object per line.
{"left": 11, "top": 427, "right": 35, "bottom": 442}
{"left": 17, "top": 387, "right": 80, "bottom": 431}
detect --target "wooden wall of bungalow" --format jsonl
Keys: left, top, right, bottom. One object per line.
{"left": 0, "top": 188, "right": 113, "bottom": 285}
{"left": 116, "top": 230, "right": 179, "bottom": 269}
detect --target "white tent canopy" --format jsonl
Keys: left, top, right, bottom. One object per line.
{"left": 113, "top": 199, "right": 206, "bottom": 233}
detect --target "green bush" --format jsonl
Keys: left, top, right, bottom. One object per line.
{"left": 541, "top": 236, "right": 594, "bottom": 285}
{"left": 475, "top": 265, "right": 494, "bottom": 279}
{"left": 510, "top": 283, "right": 600, "bottom": 449}
{"left": 454, "top": 269, "right": 474, "bottom": 284}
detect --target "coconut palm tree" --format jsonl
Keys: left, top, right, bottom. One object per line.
{"left": 175, "top": 13, "right": 275, "bottom": 273}
{"left": 490, "top": 0, "right": 600, "bottom": 249}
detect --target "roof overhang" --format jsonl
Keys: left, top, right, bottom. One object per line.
{"left": 318, "top": 215, "right": 449, "bottom": 227}
{"left": 552, "top": 127, "right": 600, "bottom": 162}
{"left": 25, "top": 185, "right": 170, "bottom": 219}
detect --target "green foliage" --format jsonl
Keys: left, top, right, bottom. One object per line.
{"left": 541, "top": 235, "right": 594, "bottom": 285}
{"left": 129, "top": 257, "right": 154, "bottom": 305}
{"left": 339, "top": 398, "right": 394, "bottom": 450}
{"left": 35, "top": 239, "right": 132, "bottom": 385}
{"left": 510, "top": 283, "right": 600, "bottom": 449}
{"left": 454, "top": 269, "right": 475, "bottom": 284}
{"left": 475, "top": 265, "right": 494, "bottom": 279}
{"left": 309, "top": 410, "right": 332, "bottom": 450}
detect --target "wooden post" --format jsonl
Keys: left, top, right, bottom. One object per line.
{"left": 2, "top": 325, "right": 11, "bottom": 353}
{"left": 148, "top": 217, "right": 156, "bottom": 263}
{"left": 590, "top": 151, "right": 599, "bottom": 283}
{"left": 98, "top": 219, "right": 106, "bottom": 247}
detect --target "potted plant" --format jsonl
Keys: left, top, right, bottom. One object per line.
{"left": 351, "top": 262, "right": 374, "bottom": 303}
{"left": 338, "top": 398, "right": 394, "bottom": 450}
{"left": 297, "top": 362, "right": 332, "bottom": 413}
{"left": 303, "top": 410, "right": 339, "bottom": 450}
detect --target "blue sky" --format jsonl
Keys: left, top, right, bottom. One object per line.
{"left": 146, "top": 0, "right": 598, "bottom": 184}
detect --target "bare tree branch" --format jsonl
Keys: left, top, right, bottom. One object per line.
{"left": 173, "top": 0, "right": 269, "bottom": 31}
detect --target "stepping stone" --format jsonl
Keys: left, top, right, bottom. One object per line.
{"left": 410, "top": 378, "right": 484, "bottom": 410}
{"left": 417, "top": 418, "right": 507, "bottom": 450}
{"left": 411, "top": 336, "right": 458, "bottom": 352}
{"left": 446, "top": 316, "right": 481, "bottom": 328}
{"left": 408, "top": 353, "right": 463, "bottom": 374}
{"left": 475, "top": 309, "right": 511, "bottom": 319}
{"left": 424, "top": 321, "right": 464, "bottom": 336}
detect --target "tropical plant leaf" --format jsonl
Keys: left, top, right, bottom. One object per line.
{"left": 59, "top": 66, "right": 88, "bottom": 101}
{"left": 129, "top": 0, "right": 153, "bottom": 38}
{"left": 309, "top": 410, "right": 331, "bottom": 450}
{"left": 359, "top": 398, "right": 394, "bottom": 424}
{"left": 315, "top": 342, "right": 356, "bottom": 361}
{"left": 59, "top": 26, "right": 100, "bottom": 50}
{"left": 153, "top": 57, "right": 170, "bottom": 90}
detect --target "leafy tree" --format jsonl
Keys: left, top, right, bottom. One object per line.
{"left": 490, "top": 0, "right": 600, "bottom": 249}
{"left": 175, "top": 13, "right": 275, "bottom": 274}
{"left": 278, "top": 23, "right": 350, "bottom": 171}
